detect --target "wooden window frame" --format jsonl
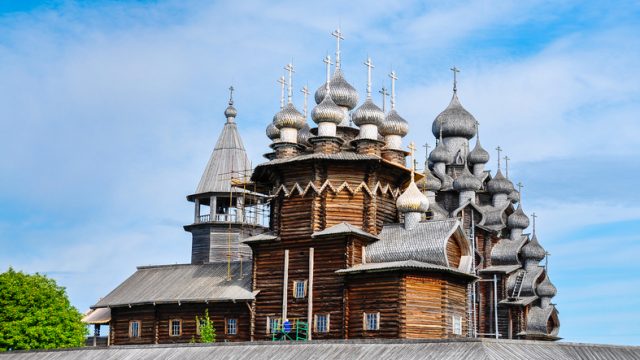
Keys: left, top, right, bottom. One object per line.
{"left": 196, "top": 318, "right": 206, "bottom": 336}
{"left": 225, "top": 318, "right": 238, "bottom": 336}
{"left": 128, "top": 320, "right": 141, "bottom": 338}
{"left": 169, "top": 319, "right": 182, "bottom": 337}
{"left": 452, "top": 315, "right": 462, "bottom": 335}
{"left": 363, "top": 312, "right": 380, "bottom": 331}
{"left": 314, "top": 313, "right": 330, "bottom": 333}
{"left": 292, "top": 280, "right": 308, "bottom": 299}
{"left": 267, "top": 316, "right": 282, "bottom": 334}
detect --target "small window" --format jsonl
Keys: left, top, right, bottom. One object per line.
{"left": 170, "top": 319, "right": 182, "bottom": 337}
{"left": 363, "top": 312, "right": 380, "bottom": 331}
{"left": 452, "top": 315, "right": 462, "bottom": 335}
{"left": 293, "top": 280, "right": 307, "bottom": 299}
{"left": 129, "top": 320, "right": 140, "bottom": 338}
{"left": 314, "top": 314, "right": 330, "bottom": 333}
{"left": 267, "top": 316, "right": 282, "bottom": 334}
{"left": 226, "top": 318, "right": 237, "bottom": 335}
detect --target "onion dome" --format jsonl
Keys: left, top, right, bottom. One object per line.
{"left": 416, "top": 168, "right": 442, "bottom": 192}
{"left": 380, "top": 109, "right": 409, "bottom": 137}
{"left": 273, "top": 103, "right": 306, "bottom": 130}
{"left": 429, "top": 141, "right": 453, "bottom": 164}
{"left": 396, "top": 180, "right": 430, "bottom": 213}
{"left": 352, "top": 98, "right": 384, "bottom": 127}
{"left": 487, "top": 169, "right": 514, "bottom": 194}
{"left": 536, "top": 275, "right": 557, "bottom": 298}
{"left": 508, "top": 190, "right": 520, "bottom": 203}
{"left": 468, "top": 138, "right": 489, "bottom": 164}
{"left": 224, "top": 104, "right": 237, "bottom": 119}
{"left": 311, "top": 93, "right": 343, "bottom": 125}
{"left": 453, "top": 166, "right": 482, "bottom": 191}
{"left": 432, "top": 93, "right": 477, "bottom": 139}
{"left": 266, "top": 122, "right": 280, "bottom": 140}
{"left": 507, "top": 204, "right": 530, "bottom": 229}
{"left": 521, "top": 234, "right": 546, "bottom": 262}
{"left": 297, "top": 123, "right": 312, "bottom": 145}
{"left": 314, "top": 68, "right": 359, "bottom": 110}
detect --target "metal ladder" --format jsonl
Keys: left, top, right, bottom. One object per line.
{"left": 511, "top": 271, "right": 525, "bottom": 299}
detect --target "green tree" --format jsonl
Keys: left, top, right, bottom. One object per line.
{"left": 195, "top": 309, "right": 216, "bottom": 343}
{"left": 0, "top": 268, "right": 87, "bottom": 351}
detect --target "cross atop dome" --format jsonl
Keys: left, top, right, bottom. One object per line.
{"left": 331, "top": 27, "right": 344, "bottom": 69}
{"left": 364, "top": 57, "right": 374, "bottom": 98}
{"left": 450, "top": 66, "right": 460, "bottom": 93}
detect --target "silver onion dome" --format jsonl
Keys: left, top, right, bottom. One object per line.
{"left": 273, "top": 103, "right": 306, "bottom": 130}
{"left": 432, "top": 93, "right": 477, "bottom": 139}
{"left": 487, "top": 169, "right": 514, "bottom": 194}
{"left": 224, "top": 104, "right": 237, "bottom": 119}
{"left": 352, "top": 99, "right": 385, "bottom": 127}
{"left": 314, "top": 68, "right": 359, "bottom": 110}
{"left": 266, "top": 122, "right": 280, "bottom": 140}
{"left": 297, "top": 123, "right": 312, "bottom": 145}
{"left": 507, "top": 204, "right": 530, "bottom": 229}
{"left": 453, "top": 166, "right": 482, "bottom": 191}
{"left": 508, "top": 190, "right": 520, "bottom": 203}
{"left": 311, "top": 93, "right": 343, "bottom": 125}
{"left": 396, "top": 181, "right": 430, "bottom": 213}
{"left": 429, "top": 141, "right": 453, "bottom": 164}
{"left": 416, "top": 168, "right": 442, "bottom": 192}
{"left": 536, "top": 275, "right": 557, "bottom": 298}
{"left": 468, "top": 138, "right": 490, "bottom": 164}
{"left": 521, "top": 234, "right": 546, "bottom": 262}
{"left": 380, "top": 109, "right": 409, "bottom": 137}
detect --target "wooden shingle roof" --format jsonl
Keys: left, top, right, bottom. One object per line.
{"left": 1, "top": 339, "right": 638, "bottom": 360}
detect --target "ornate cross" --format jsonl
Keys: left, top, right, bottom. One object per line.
{"left": 364, "top": 57, "right": 374, "bottom": 98}
{"left": 284, "top": 63, "right": 295, "bottom": 104}
{"left": 228, "top": 85, "right": 235, "bottom": 105}
{"left": 301, "top": 85, "right": 310, "bottom": 117}
{"left": 408, "top": 141, "right": 417, "bottom": 180}
{"left": 277, "top": 76, "right": 286, "bottom": 110}
{"left": 389, "top": 70, "right": 398, "bottom": 110}
{"left": 450, "top": 66, "right": 460, "bottom": 93}
{"left": 423, "top": 142, "right": 431, "bottom": 169}
{"left": 504, "top": 156, "right": 511, "bottom": 179}
{"left": 496, "top": 146, "right": 503, "bottom": 170}
{"left": 331, "top": 27, "right": 344, "bottom": 69}
{"left": 323, "top": 54, "right": 333, "bottom": 87}
{"left": 531, "top": 212, "right": 537, "bottom": 235}
{"left": 516, "top": 182, "right": 524, "bottom": 200}
{"left": 379, "top": 86, "right": 389, "bottom": 112}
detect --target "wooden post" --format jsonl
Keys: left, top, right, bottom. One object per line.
{"left": 493, "top": 274, "right": 499, "bottom": 339}
{"left": 210, "top": 196, "right": 216, "bottom": 220}
{"left": 194, "top": 198, "right": 200, "bottom": 222}
{"left": 282, "top": 249, "right": 289, "bottom": 321}
{"left": 307, "top": 247, "right": 314, "bottom": 340}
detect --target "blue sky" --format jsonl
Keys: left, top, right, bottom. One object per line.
{"left": 0, "top": 0, "right": 639, "bottom": 345}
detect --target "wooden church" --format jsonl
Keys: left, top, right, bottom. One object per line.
{"left": 87, "top": 29, "right": 559, "bottom": 345}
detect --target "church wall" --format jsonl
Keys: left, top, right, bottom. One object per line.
{"left": 109, "top": 303, "right": 250, "bottom": 345}
{"left": 403, "top": 274, "right": 468, "bottom": 339}
{"left": 251, "top": 237, "right": 350, "bottom": 340}
{"left": 345, "top": 273, "right": 403, "bottom": 339}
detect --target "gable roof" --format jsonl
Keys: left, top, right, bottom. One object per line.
{"left": 312, "top": 222, "right": 379, "bottom": 240}
{"left": 193, "top": 121, "right": 252, "bottom": 196}
{"left": 93, "top": 262, "right": 253, "bottom": 308}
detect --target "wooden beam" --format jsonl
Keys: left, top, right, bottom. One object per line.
{"left": 282, "top": 249, "right": 289, "bottom": 321}
{"left": 307, "top": 247, "right": 314, "bottom": 340}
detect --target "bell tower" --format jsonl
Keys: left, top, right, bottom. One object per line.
{"left": 184, "top": 87, "right": 268, "bottom": 264}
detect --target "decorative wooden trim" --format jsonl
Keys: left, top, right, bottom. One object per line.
{"left": 272, "top": 180, "right": 401, "bottom": 198}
